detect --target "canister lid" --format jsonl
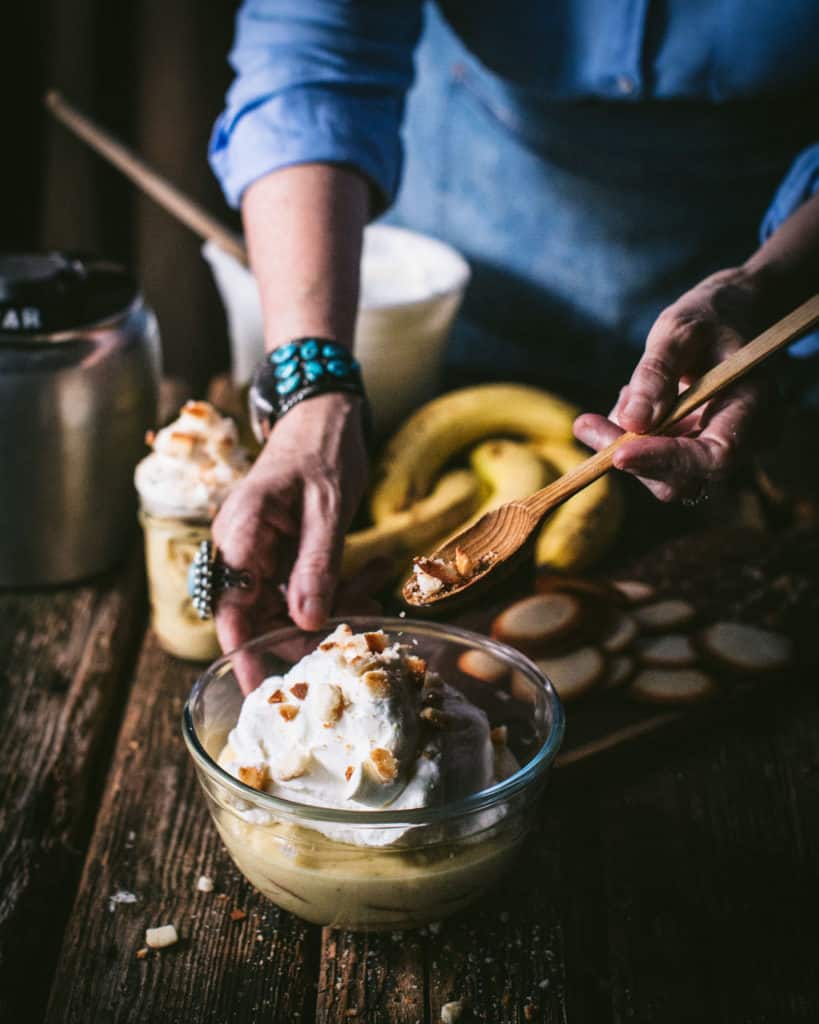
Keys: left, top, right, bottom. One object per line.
{"left": 0, "top": 252, "right": 137, "bottom": 338}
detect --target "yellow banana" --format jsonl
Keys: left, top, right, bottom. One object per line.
{"left": 370, "top": 384, "right": 578, "bottom": 523}
{"left": 531, "top": 441, "right": 624, "bottom": 572}
{"left": 341, "top": 468, "right": 480, "bottom": 579}
{"left": 452, "top": 438, "right": 554, "bottom": 538}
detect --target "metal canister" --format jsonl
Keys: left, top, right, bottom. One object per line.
{"left": 0, "top": 252, "right": 161, "bottom": 585}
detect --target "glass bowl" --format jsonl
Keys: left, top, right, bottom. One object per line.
{"left": 182, "top": 617, "right": 564, "bottom": 931}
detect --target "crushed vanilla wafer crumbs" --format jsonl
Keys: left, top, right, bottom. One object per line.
{"left": 441, "top": 1000, "right": 464, "bottom": 1023}
{"left": 145, "top": 924, "right": 178, "bottom": 949}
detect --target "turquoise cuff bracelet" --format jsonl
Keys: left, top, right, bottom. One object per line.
{"left": 248, "top": 338, "right": 369, "bottom": 442}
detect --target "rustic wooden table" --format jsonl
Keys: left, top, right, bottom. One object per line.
{"left": 3, "top": 510, "right": 819, "bottom": 1024}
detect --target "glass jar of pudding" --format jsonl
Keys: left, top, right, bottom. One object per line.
{"left": 138, "top": 510, "right": 219, "bottom": 662}
{"left": 134, "top": 399, "right": 250, "bottom": 661}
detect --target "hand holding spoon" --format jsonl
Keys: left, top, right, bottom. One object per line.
{"left": 402, "top": 294, "right": 819, "bottom": 609}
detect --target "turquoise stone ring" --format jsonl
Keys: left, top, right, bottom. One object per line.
{"left": 187, "top": 541, "right": 253, "bottom": 620}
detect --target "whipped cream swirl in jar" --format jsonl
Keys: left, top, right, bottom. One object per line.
{"left": 134, "top": 400, "right": 250, "bottom": 520}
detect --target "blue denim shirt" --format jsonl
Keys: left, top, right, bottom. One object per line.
{"left": 210, "top": 0, "right": 819, "bottom": 379}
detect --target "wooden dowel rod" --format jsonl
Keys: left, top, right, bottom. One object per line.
{"left": 44, "top": 89, "right": 248, "bottom": 266}
{"left": 555, "top": 712, "right": 683, "bottom": 768}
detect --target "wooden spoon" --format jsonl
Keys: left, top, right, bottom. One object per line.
{"left": 402, "top": 294, "right": 819, "bottom": 608}
{"left": 44, "top": 90, "right": 247, "bottom": 264}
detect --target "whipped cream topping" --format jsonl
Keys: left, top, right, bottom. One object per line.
{"left": 134, "top": 401, "right": 250, "bottom": 519}
{"left": 219, "top": 624, "right": 506, "bottom": 844}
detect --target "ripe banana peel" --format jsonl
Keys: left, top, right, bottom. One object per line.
{"left": 370, "top": 384, "right": 578, "bottom": 523}
{"left": 340, "top": 468, "right": 480, "bottom": 579}
{"left": 531, "top": 441, "right": 624, "bottom": 572}
{"left": 450, "top": 438, "right": 554, "bottom": 539}
{"left": 470, "top": 438, "right": 549, "bottom": 496}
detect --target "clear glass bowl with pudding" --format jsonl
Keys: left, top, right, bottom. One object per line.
{"left": 182, "top": 617, "right": 564, "bottom": 931}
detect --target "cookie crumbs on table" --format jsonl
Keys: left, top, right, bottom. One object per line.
{"left": 145, "top": 924, "right": 178, "bottom": 949}
{"left": 440, "top": 999, "right": 464, "bottom": 1023}
{"left": 108, "top": 889, "right": 138, "bottom": 912}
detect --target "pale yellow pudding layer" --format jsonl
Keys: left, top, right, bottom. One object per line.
{"left": 210, "top": 801, "right": 524, "bottom": 930}
{"left": 139, "top": 511, "right": 219, "bottom": 662}
{"left": 212, "top": 731, "right": 525, "bottom": 929}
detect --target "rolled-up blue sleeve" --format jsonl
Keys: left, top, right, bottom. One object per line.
{"left": 209, "top": 0, "right": 422, "bottom": 211}
{"left": 760, "top": 142, "right": 819, "bottom": 357}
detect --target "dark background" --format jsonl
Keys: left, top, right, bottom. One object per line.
{"left": 3, "top": 0, "right": 241, "bottom": 392}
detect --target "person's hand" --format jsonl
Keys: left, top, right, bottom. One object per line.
{"left": 574, "top": 268, "right": 778, "bottom": 502}
{"left": 211, "top": 392, "right": 370, "bottom": 659}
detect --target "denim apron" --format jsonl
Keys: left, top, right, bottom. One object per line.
{"left": 386, "top": 5, "right": 817, "bottom": 409}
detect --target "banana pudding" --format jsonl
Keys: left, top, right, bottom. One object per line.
{"left": 185, "top": 621, "right": 559, "bottom": 930}
{"left": 135, "top": 401, "right": 250, "bottom": 660}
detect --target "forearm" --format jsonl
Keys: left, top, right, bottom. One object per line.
{"left": 242, "top": 163, "right": 372, "bottom": 353}
{"left": 743, "top": 192, "right": 819, "bottom": 321}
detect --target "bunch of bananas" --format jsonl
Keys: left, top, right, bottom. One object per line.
{"left": 341, "top": 383, "right": 623, "bottom": 580}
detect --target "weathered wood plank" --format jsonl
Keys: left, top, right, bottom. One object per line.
{"left": 38, "top": 523, "right": 819, "bottom": 1024}
{"left": 426, "top": 806, "right": 570, "bottom": 1024}
{"left": 316, "top": 927, "right": 426, "bottom": 1023}
{"left": 598, "top": 685, "right": 819, "bottom": 1024}
{"left": 45, "top": 633, "right": 320, "bottom": 1024}
{"left": 0, "top": 548, "right": 147, "bottom": 1024}
{"left": 423, "top": 681, "right": 819, "bottom": 1024}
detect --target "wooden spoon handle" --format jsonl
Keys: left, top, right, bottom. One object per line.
{"left": 525, "top": 293, "right": 819, "bottom": 519}
{"left": 44, "top": 90, "right": 248, "bottom": 265}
